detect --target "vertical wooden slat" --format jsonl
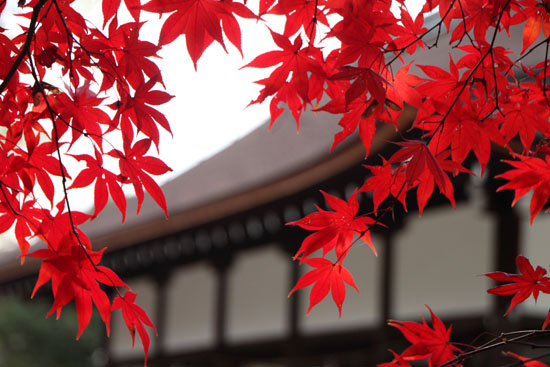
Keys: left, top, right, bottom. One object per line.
{"left": 211, "top": 254, "right": 234, "bottom": 366}
{"left": 485, "top": 158, "right": 521, "bottom": 367}
{"left": 380, "top": 231, "right": 394, "bottom": 324}
{"left": 152, "top": 270, "right": 170, "bottom": 359}
{"left": 486, "top": 158, "right": 521, "bottom": 319}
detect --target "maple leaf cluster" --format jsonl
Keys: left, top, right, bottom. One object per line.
{"left": 381, "top": 306, "right": 462, "bottom": 367}
{"left": 485, "top": 255, "right": 550, "bottom": 328}
{"left": 507, "top": 352, "right": 550, "bottom": 367}
{"left": 378, "top": 254, "right": 550, "bottom": 367}
{"left": 275, "top": 0, "right": 550, "bottom": 319}
{"left": 2, "top": 0, "right": 550, "bottom": 365}
{"left": 0, "top": 0, "right": 175, "bottom": 362}
{"left": 287, "top": 191, "right": 375, "bottom": 315}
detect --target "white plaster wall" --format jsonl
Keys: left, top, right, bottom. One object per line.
{"left": 300, "top": 234, "right": 380, "bottom": 334}
{"left": 110, "top": 277, "right": 157, "bottom": 360}
{"left": 519, "top": 211, "right": 550, "bottom": 319}
{"left": 164, "top": 263, "right": 216, "bottom": 352}
{"left": 226, "top": 245, "right": 290, "bottom": 343}
{"left": 394, "top": 199, "right": 492, "bottom": 319}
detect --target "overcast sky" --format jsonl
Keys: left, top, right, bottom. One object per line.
{"left": 0, "top": 0, "right": 424, "bottom": 251}
{"left": 154, "top": 0, "right": 423, "bottom": 184}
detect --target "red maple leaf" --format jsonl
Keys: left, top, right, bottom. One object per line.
{"left": 111, "top": 75, "right": 174, "bottom": 149}
{"left": 384, "top": 63, "right": 424, "bottom": 109}
{"left": 416, "top": 56, "right": 463, "bottom": 105}
{"left": 288, "top": 190, "right": 377, "bottom": 261}
{"left": 112, "top": 291, "right": 158, "bottom": 366}
{"left": 143, "top": 0, "right": 256, "bottom": 67}
{"left": 379, "top": 350, "right": 413, "bottom": 367}
{"left": 269, "top": 0, "right": 329, "bottom": 39}
{"left": 449, "top": 0, "right": 494, "bottom": 43}
{"left": 389, "top": 306, "right": 462, "bottom": 367}
{"left": 426, "top": 100, "right": 503, "bottom": 175}
{"left": 330, "top": 65, "right": 388, "bottom": 108}
{"left": 497, "top": 155, "right": 550, "bottom": 224}
{"left": 244, "top": 30, "right": 324, "bottom": 106}
{"left": 267, "top": 81, "right": 304, "bottom": 129}
{"left": 29, "top": 240, "right": 128, "bottom": 339}
{"left": 109, "top": 138, "right": 172, "bottom": 217}
{"left": 318, "top": 82, "right": 400, "bottom": 154}
{"left": 0, "top": 188, "right": 39, "bottom": 260}
{"left": 390, "top": 7, "right": 427, "bottom": 55}
{"left": 56, "top": 81, "right": 111, "bottom": 148}
{"left": 361, "top": 159, "right": 408, "bottom": 215}
{"left": 319, "top": 96, "right": 379, "bottom": 154}
{"left": 19, "top": 141, "right": 69, "bottom": 206}
{"left": 327, "top": 4, "right": 394, "bottom": 67}
{"left": 70, "top": 149, "right": 127, "bottom": 221}
{"left": 505, "top": 352, "right": 549, "bottom": 367}
{"left": 103, "top": 0, "right": 140, "bottom": 26}
{"left": 500, "top": 91, "right": 550, "bottom": 153}
{"left": 388, "top": 141, "right": 451, "bottom": 206}
{"left": 108, "top": 22, "right": 163, "bottom": 90}
{"left": 485, "top": 255, "right": 550, "bottom": 326}
{"left": 510, "top": 0, "right": 550, "bottom": 52}
{"left": 288, "top": 257, "right": 359, "bottom": 316}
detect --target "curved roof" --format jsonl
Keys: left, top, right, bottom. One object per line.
{"left": 85, "top": 109, "right": 363, "bottom": 249}
{"left": 0, "top": 109, "right": 363, "bottom": 282}
{"left": 84, "top": 103, "right": 418, "bottom": 251}
{"left": 0, "top": 98, "right": 415, "bottom": 285}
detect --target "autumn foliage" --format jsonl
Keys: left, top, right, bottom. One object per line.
{"left": 2, "top": 0, "right": 550, "bottom": 365}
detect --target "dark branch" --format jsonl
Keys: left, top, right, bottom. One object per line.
{"left": 0, "top": 0, "right": 49, "bottom": 96}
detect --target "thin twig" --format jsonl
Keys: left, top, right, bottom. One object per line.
{"left": 440, "top": 330, "right": 550, "bottom": 367}
{"left": 27, "top": 51, "right": 98, "bottom": 270}
{"left": 0, "top": 0, "right": 49, "bottom": 96}
{"left": 454, "top": 0, "right": 476, "bottom": 48}
{"left": 385, "top": 0, "right": 457, "bottom": 65}
{"left": 430, "top": 0, "right": 512, "bottom": 149}
{"left": 307, "top": 0, "right": 319, "bottom": 45}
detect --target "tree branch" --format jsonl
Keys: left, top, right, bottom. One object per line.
{"left": 0, "top": 0, "right": 49, "bottom": 96}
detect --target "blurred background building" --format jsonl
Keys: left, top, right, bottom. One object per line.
{"left": 1, "top": 7, "right": 550, "bottom": 367}
{"left": 1, "top": 106, "right": 549, "bottom": 366}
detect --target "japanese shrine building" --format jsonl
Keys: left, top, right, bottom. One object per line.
{"left": 0, "top": 13, "right": 549, "bottom": 367}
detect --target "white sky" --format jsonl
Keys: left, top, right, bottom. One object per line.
{"left": 0, "top": 0, "right": 424, "bottom": 251}
{"left": 0, "top": 0, "right": 425, "bottom": 188}
{"left": 152, "top": 17, "right": 274, "bottom": 185}
{"left": 154, "top": 0, "right": 423, "bottom": 184}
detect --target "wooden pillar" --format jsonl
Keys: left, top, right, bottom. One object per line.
{"left": 486, "top": 158, "right": 521, "bottom": 321}
{"left": 279, "top": 237, "right": 303, "bottom": 367}
{"left": 380, "top": 231, "right": 394, "bottom": 325}
{"left": 484, "top": 158, "right": 521, "bottom": 367}
{"left": 152, "top": 269, "right": 171, "bottom": 359}
{"left": 371, "top": 210, "right": 405, "bottom": 366}
{"left": 211, "top": 252, "right": 235, "bottom": 366}
{"left": 379, "top": 207, "right": 405, "bottom": 325}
